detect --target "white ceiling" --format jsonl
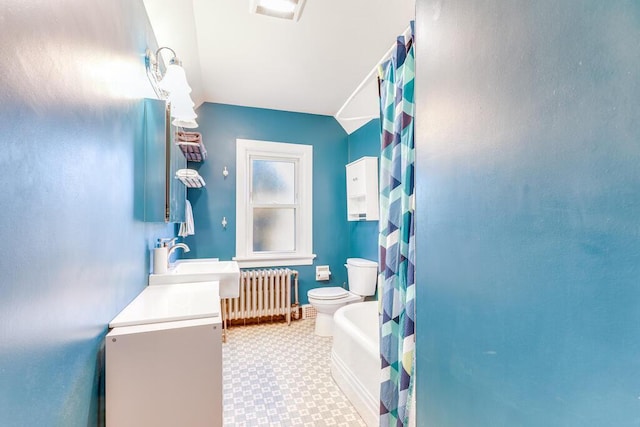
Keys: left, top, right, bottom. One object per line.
{"left": 143, "top": 0, "right": 415, "bottom": 133}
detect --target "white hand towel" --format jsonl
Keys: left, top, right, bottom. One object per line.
{"left": 178, "top": 200, "right": 195, "bottom": 237}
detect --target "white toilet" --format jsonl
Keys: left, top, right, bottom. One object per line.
{"left": 307, "top": 258, "right": 378, "bottom": 336}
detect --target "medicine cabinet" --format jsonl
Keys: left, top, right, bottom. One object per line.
{"left": 346, "top": 156, "right": 379, "bottom": 221}
{"left": 143, "top": 98, "right": 186, "bottom": 223}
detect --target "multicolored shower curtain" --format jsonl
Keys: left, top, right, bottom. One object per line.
{"left": 378, "top": 22, "right": 415, "bottom": 427}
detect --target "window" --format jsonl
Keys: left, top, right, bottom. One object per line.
{"left": 234, "top": 139, "right": 315, "bottom": 268}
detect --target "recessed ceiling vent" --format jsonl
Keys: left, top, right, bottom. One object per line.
{"left": 250, "top": 0, "right": 307, "bottom": 21}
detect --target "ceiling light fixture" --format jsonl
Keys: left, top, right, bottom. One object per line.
{"left": 145, "top": 47, "right": 198, "bottom": 128}
{"left": 250, "top": 0, "right": 306, "bottom": 21}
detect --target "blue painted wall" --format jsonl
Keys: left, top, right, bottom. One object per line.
{"left": 184, "top": 103, "right": 350, "bottom": 304}
{"left": 347, "top": 119, "right": 380, "bottom": 262}
{"left": 0, "top": 1, "right": 173, "bottom": 425}
{"left": 415, "top": 0, "right": 640, "bottom": 425}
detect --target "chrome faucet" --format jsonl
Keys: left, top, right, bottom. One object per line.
{"left": 167, "top": 242, "right": 190, "bottom": 267}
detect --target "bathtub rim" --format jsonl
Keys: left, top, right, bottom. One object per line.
{"left": 331, "top": 300, "right": 379, "bottom": 427}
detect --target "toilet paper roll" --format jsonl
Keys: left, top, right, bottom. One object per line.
{"left": 316, "top": 271, "right": 330, "bottom": 281}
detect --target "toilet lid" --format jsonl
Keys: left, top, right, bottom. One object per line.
{"left": 308, "top": 287, "right": 350, "bottom": 300}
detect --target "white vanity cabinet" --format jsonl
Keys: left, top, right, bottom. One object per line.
{"left": 346, "top": 156, "right": 379, "bottom": 221}
{"left": 106, "top": 282, "right": 222, "bottom": 427}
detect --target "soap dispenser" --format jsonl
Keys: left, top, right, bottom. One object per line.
{"left": 152, "top": 240, "right": 168, "bottom": 274}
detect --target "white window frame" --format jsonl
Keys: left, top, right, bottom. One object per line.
{"left": 234, "top": 139, "right": 315, "bottom": 268}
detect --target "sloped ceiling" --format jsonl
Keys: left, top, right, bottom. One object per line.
{"left": 144, "top": 0, "right": 415, "bottom": 133}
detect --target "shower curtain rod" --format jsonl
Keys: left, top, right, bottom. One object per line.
{"left": 335, "top": 25, "right": 412, "bottom": 120}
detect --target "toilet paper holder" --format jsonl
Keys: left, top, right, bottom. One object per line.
{"left": 315, "top": 265, "right": 331, "bottom": 281}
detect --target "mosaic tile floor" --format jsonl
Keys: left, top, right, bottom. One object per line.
{"left": 222, "top": 319, "right": 367, "bottom": 426}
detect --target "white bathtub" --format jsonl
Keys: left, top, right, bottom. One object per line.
{"left": 331, "top": 301, "right": 379, "bottom": 427}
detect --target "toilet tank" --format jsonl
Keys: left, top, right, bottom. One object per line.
{"left": 346, "top": 258, "right": 378, "bottom": 296}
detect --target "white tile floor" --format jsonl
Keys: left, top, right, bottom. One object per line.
{"left": 222, "top": 319, "right": 367, "bottom": 426}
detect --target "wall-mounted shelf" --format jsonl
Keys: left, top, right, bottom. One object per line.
{"left": 175, "top": 169, "right": 206, "bottom": 188}
{"left": 177, "top": 131, "right": 207, "bottom": 162}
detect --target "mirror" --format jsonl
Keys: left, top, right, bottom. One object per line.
{"left": 143, "top": 98, "right": 186, "bottom": 223}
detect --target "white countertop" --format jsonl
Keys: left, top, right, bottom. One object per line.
{"left": 109, "top": 281, "right": 221, "bottom": 328}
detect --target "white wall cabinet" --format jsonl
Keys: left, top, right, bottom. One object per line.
{"left": 346, "top": 156, "right": 379, "bottom": 221}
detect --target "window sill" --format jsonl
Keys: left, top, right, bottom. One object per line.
{"left": 232, "top": 254, "right": 316, "bottom": 269}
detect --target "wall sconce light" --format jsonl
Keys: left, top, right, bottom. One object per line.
{"left": 146, "top": 47, "right": 198, "bottom": 128}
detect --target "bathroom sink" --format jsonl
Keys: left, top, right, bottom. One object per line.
{"left": 149, "top": 258, "right": 240, "bottom": 298}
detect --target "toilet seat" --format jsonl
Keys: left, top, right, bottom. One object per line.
{"left": 308, "top": 287, "right": 350, "bottom": 301}
{"left": 307, "top": 287, "right": 365, "bottom": 337}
